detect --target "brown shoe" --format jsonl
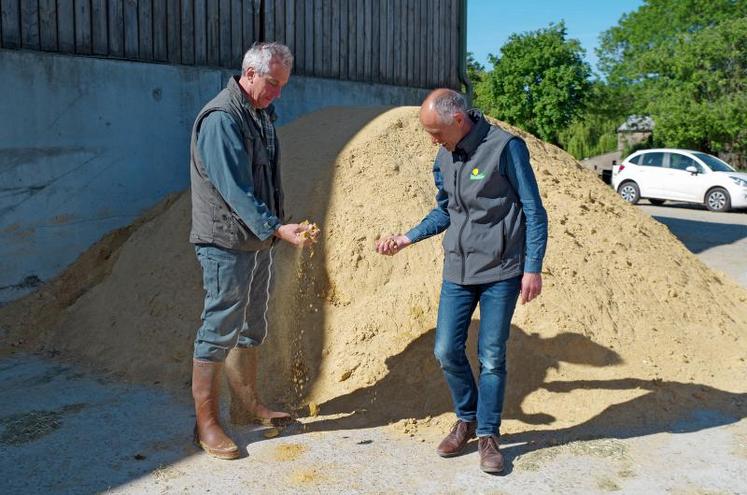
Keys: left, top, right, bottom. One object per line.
{"left": 436, "top": 420, "right": 476, "bottom": 457}
{"left": 192, "top": 359, "right": 240, "bottom": 460}
{"left": 478, "top": 435, "right": 504, "bottom": 473}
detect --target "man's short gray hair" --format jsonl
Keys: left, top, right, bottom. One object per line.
{"left": 242, "top": 42, "right": 294, "bottom": 75}
{"left": 431, "top": 90, "right": 468, "bottom": 124}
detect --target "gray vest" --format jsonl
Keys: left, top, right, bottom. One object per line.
{"left": 189, "top": 76, "right": 284, "bottom": 251}
{"left": 439, "top": 111, "right": 525, "bottom": 284}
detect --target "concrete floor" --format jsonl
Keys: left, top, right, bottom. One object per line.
{"left": 1, "top": 354, "right": 746, "bottom": 495}
{"left": 638, "top": 201, "right": 747, "bottom": 288}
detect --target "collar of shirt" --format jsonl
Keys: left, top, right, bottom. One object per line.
{"left": 454, "top": 109, "right": 490, "bottom": 160}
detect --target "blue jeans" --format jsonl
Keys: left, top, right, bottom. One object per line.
{"left": 434, "top": 276, "right": 521, "bottom": 437}
{"left": 193, "top": 244, "right": 276, "bottom": 362}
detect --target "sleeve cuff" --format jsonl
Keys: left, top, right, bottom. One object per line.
{"left": 404, "top": 227, "right": 422, "bottom": 244}
{"left": 524, "top": 258, "right": 543, "bottom": 273}
{"left": 256, "top": 216, "right": 281, "bottom": 241}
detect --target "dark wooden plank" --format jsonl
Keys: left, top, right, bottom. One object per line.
{"left": 338, "top": 0, "right": 348, "bottom": 79}
{"left": 2, "top": 0, "right": 21, "bottom": 49}
{"left": 426, "top": 0, "right": 434, "bottom": 87}
{"left": 75, "top": 0, "right": 92, "bottom": 54}
{"left": 206, "top": 0, "right": 219, "bottom": 66}
{"left": 274, "top": 0, "right": 284, "bottom": 43}
{"left": 91, "top": 0, "right": 108, "bottom": 55}
{"left": 56, "top": 0, "right": 75, "bottom": 53}
{"left": 347, "top": 0, "right": 356, "bottom": 80}
{"left": 321, "top": 0, "right": 332, "bottom": 77}
{"left": 194, "top": 0, "right": 207, "bottom": 64}
{"left": 419, "top": 0, "right": 427, "bottom": 88}
{"left": 379, "top": 0, "right": 387, "bottom": 83}
{"left": 313, "top": 0, "right": 322, "bottom": 75}
{"left": 391, "top": 0, "right": 401, "bottom": 85}
{"left": 230, "top": 0, "right": 242, "bottom": 67}
{"left": 284, "top": 0, "right": 294, "bottom": 64}
{"left": 219, "top": 0, "right": 231, "bottom": 66}
{"left": 108, "top": 0, "right": 124, "bottom": 57}
{"left": 241, "top": 0, "right": 256, "bottom": 54}
{"left": 138, "top": 0, "right": 153, "bottom": 60}
{"left": 167, "top": 0, "right": 180, "bottom": 63}
{"left": 450, "top": 0, "right": 460, "bottom": 89}
{"left": 371, "top": 0, "right": 380, "bottom": 80}
{"left": 355, "top": 0, "right": 364, "bottom": 80}
{"left": 293, "top": 0, "right": 304, "bottom": 73}
{"left": 304, "top": 0, "right": 313, "bottom": 75}
{"left": 181, "top": 0, "right": 195, "bottom": 64}
{"left": 363, "top": 0, "right": 372, "bottom": 81}
{"left": 253, "top": 0, "right": 261, "bottom": 46}
{"left": 384, "top": 0, "right": 394, "bottom": 84}
{"left": 401, "top": 0, "right": 410, "bottom": 86}
{"left": 124, "top": 0, "right": 138, "bottom": 58}
{"left": 263, "top": 0, "right": 273, "bottom": 41}
{"left": 21, "top": 0, "right": 40, "bottom": 50}
{"left": 330, "top": 0, "right": 340, "bottom": 78}
{"left": 39, "top": 0, "right": 58, "bottom": 51}
{"left": 439, "top": 0, "right": 447, "bottom": 87}
{"left": 153, "top": 0, "right": 167, "bottom": 61}
{"left": 407, "top": 0, "right": 415, "bottom": 86}
{"left": 412, "top": 0, "right": 420, "bottom": 87}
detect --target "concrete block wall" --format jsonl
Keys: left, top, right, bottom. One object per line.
{"left": 0, "top": 49, "right": 429, "bottom": 303}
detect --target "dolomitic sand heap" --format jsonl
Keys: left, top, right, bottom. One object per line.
{"left": 2, "top": 106, "right": 745, "bottom": 437}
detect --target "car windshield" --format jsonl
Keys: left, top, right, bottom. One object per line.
{"left": 693, "top": 152, "right": 736, "bottom": 172}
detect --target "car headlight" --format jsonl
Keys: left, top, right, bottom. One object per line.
{"left": 729, "top": 176, "right": 747, "bottom": 187}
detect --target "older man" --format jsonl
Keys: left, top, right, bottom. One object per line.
{"left": 376, "top": 89, "right": 548, "bottom": 473}
{"left": 189, "top": 42, "right": 316, "bottom": 460}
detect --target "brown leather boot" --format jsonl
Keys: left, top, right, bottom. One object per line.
{"left": 436, "top": 420, "right": 476, "bottom": 457}
{"left": 192, "top": 359, "right": 240, "bottom": 460}
{"left": 478, "top": 435, "right": 504, "bottom": 473}
{"left": 225, "top": 347, "right": 291, "bottom": 426}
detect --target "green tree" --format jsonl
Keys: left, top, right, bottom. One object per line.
{"left": 643, "top": 18, "right": 747, "bottom": 153}
{"left": 557, "top": 82, "right": 632, "bottom": 159}
{"left": 599, "top": 1, "right": 747, "bottom": 154}
{"left": 475, "top": 22, "right": 591, "bottom": 144}
{"left": 598, "top": 0, "right": 747, "bottom": 86}
{"left": 466, "top": 51, "right": 486, "bottom": 85}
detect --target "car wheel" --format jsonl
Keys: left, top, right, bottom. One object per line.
{"left": 648, "top": 199, "right": 665, "bottom": 206}
{"left": 618, "top": 181, "right": 640, "bottom": 204}
{"left": 705, "top": 187, "right": 731, "bottom": 212}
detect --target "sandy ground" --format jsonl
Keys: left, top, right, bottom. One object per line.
{"left": 1, "top": 107, "right": 746, "bottom": 493}
{"left": 2, "top": 353, "right": 745, "bottom": 495}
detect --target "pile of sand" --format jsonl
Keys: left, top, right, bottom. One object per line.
{"left": 2, "top": 107, "right": 745, "bottom": 437}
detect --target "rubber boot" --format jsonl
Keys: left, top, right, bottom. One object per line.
{"left": 192, "top": 359, "right": 240, "bottom": 460}
{"left": 225, "top": 347, "right": 291, "bottom": 426}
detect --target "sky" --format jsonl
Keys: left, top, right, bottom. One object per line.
{"left": 467, "top": 0, "right": 645, "bottom": 76}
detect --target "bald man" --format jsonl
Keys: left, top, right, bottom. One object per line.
{"left": 376, "top": 89, "right": 548, "bottom": 473}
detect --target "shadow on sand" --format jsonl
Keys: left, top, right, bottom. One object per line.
{"left": 299, "top": 320, "right": 746, "bottom": 472}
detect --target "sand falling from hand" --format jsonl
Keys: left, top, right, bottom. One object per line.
{"left": 1, "top": 106, "right": 745, "bottom": 437}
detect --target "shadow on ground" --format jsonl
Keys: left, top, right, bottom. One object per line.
{"left": 651, "top": 216, "right": 747, "bottom": 253}
{"left": 302, "top": 321, "right": 746, "bottom": 472}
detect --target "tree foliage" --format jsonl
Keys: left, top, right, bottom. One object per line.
{"left": 475, "top": 23, "right": 591, "bottom": 144}
{"left": 466, "top": 51, "right": 486, "bottom": 86}
{"left": 598, "top": 0, "right": 747, "bottom": 154}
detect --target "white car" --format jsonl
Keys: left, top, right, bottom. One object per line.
{"left": 612, "top": 148, "right": 747, "bottom": 212}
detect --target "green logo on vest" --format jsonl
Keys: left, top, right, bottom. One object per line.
{"left": 470, "top": 167, "right": 485, "bottom": 180}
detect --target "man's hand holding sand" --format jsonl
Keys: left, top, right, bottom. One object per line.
{"left": 375, "top": 234, "right": 412, "bottom": 256}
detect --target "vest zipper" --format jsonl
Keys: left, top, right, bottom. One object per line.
{"left": 454, "top": 162, "right": 469, "bottom": 284}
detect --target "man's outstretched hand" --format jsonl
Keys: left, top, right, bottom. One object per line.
{"left": 375, "top": 234, "right": 412, "bottom": 256}
{"left": 274, "top": 222, "right": 320, "bottom": 247}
